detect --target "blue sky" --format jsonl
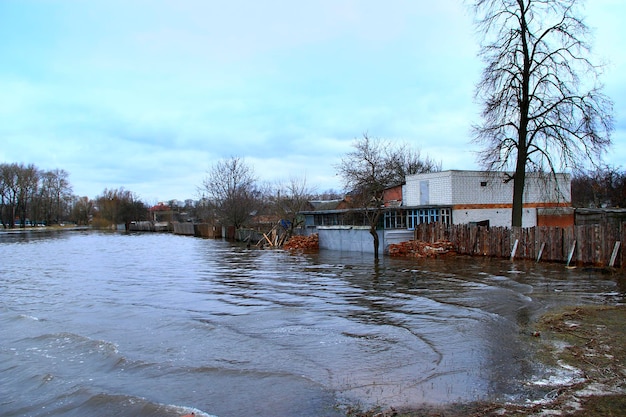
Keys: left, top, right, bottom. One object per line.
{"left": 1, "top": 0, "right": 624, "bottom": 203}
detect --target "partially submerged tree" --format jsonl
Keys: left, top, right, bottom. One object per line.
{"left": 200, "top": 156, "right": 258, "bottom": 231}
{"left": 337, "top": 134, "right": 440, "bottom": 261}
{"left": 472, "top": 0, "right": 613, "bottom": 226}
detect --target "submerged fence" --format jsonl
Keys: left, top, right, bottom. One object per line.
{"left": 413, "top": 222, "right": 625, "bottom": 268}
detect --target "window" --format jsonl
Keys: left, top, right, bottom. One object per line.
{"left": 428, "top": 208, "right": 439, "bottom": 223}
{"left": 440, "top": 208, "right": 451, "bottom": 225}
{"left": 406, "top": 209, "right": 419, "bottom": 229}
{"left": 384, "top": 210, "right": 406, "bottom": 229}
{"left": 419, "top": 209, "right": 429, "bottom": 224}
{"left": 404, "top": 208, "right": 451, "bottom": 228}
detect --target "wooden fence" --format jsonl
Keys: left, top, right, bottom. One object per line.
{"left": 413, "top": 222, "right": 625, "bottom": 268}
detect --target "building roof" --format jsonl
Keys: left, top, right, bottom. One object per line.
{"left": 309, "top": 200, "right": 343, "bottom": 211}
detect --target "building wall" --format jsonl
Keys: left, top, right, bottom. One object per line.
{"left": 404, "top": 171, "right": 453, "bottom": 205}
{"left": 404, "top": 170, "right": 572, "bottom": 227}
{"left": 450, "top": 172, "right": 511, "bottom": 205}
{"left": 383, "top": 184, "right": 403, "bottom": 206}
{"left": 405, "top": 170, "right": 571, "bottom": 207}
{"left": 452, "top": 207, "right": 537, "bottom": 227}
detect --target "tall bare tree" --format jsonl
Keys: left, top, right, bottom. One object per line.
{"left": 201, "top": 156, "right": 258, "bottom": 231}
{"left": 0, "top": 163, "right": 21, "bottom": 228}
{"left": 15, "top": 164, "right": 39, "bottom": 227}
{"left": 337, "top": 134, "right": 440, "bottom": 260}
{"left": 472, "top": 0, "right": 613, "bottom": 227}
{"left": 38, "top": 169, "right": 73, "bottom": 225}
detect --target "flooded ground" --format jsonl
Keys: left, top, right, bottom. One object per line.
{"left": 0, "top": 231, "right": 623, "bottom": 417}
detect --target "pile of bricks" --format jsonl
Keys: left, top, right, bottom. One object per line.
{"left": 388, "top": 240, "right": 455, "bottom": 258}
{"left": 283, "top": 234, "right": 319, "bottom": 251}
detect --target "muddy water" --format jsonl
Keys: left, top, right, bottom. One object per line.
{"left": 1, "top": 231, "right": 622, "bottom": 416}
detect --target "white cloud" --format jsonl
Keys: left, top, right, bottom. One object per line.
{"left": 0, "top": 0, "right": 624, "bottom": 202}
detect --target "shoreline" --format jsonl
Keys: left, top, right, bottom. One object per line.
{"left": 0, "top": 225, "right": 90, "bottom": 234}
{"left": 351, "top": 304, "right": 626, "bottom": 417}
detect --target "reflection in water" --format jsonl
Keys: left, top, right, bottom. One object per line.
{"left": 0, "top": 231, "right": 622, "bottom": 417}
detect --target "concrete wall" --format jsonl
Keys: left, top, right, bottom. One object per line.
{"left": 318, "top": 226, "right": 413, "bottom": 254}
{"left": 318, "top": 226, "right": 376, "bottom": 253}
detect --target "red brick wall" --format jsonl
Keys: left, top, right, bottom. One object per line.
{"left": 537, "top": 213, "right": 575, "bottom": 227}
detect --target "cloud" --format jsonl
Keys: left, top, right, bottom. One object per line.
{"left": 0, "top": 0, "right": 624, "bottom": 202}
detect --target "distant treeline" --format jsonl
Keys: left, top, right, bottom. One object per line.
{"left": 2, "top": 160, "right": 624, "bottom": 230}
{"left": 572, "top": 165, "right": 626, "bottom": 208}
{"left": 0, "top": 161, "right": 345, "bottom": 230}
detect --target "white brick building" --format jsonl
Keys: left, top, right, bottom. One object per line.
{"left": 396, "top": 170, "right": 572, "bottom": 228}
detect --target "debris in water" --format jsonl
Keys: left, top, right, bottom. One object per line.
{"left": 283, "top": 234, "right": 319, "bottom": 251}
{"left": 388, "top": 240, "right": 454, "bottom": 258}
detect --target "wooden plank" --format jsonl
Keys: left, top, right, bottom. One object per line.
{"left": 537, "top": 242, "right": 545, "bottom": 263}
{"left": 567, "top": 240, "right": 576, "bottom": 267}
{"left": 510, "top": 239, "right": 519, "bottom": 260}
{"left": 609, "top": 241, "right": 621, "bottom": 268}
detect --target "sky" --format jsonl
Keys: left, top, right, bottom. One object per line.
{"left": 1, "top": 0, "right": 624, "bottom": 204}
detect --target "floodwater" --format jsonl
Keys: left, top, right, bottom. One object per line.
{"left": 1, "top": 231, "right": 623, "bottom": 417}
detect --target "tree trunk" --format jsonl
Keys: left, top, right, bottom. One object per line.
{"left": 512, "top": 161, "right": 526, "bottom": 227}
{"left": 512, "top": 2, "right": 530, "bottom": 228}
{"left": 370, "top": 225, "right": 379, "bottom": 261}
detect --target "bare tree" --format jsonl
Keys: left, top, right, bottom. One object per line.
{"left": 200, "top": 156, "right": 258, "bottom": 231}
{"left": 38, "top": 169, "right": 73, "bottom": 225}
{"left": 94, "top": 187, "right": 147, "bottom": 230}
{"left": 0, "top": 163, "right": 20, "bottom": 228}
{"left": 15, "top": 164, "right": 40, "bottom": 228}
{"left": 272, "top": 176, "right": 315, "bottom": 239}
{"left": 571, "top": 165, "right": 626, "bottom": 208}
{"left": 387, "top": 142, "right": 442, "bottom": 179}
{"left": 337, "top": 134, "right": 440, "bottom": 260}
{"left": 312, "top": 189, "right": 343, "bottom": 200}
{"left": 472, "top": 0, "right": 613, "bottom": 227}
{"left": 70, "top": 196, "right": 94, "bottom": 225}
{"left": 1, "top": 163, "right": 78, "bottom": 228}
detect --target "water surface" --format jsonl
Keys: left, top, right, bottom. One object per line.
{"left": 1, "top": 231, "right": 622, "bottom": 416}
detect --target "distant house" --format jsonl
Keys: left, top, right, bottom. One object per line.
{"left": 300, "top": 199, "right": 350, "bottom": 232}
{"left": 149, "top": 202, "right": 173, "bottom": 223}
